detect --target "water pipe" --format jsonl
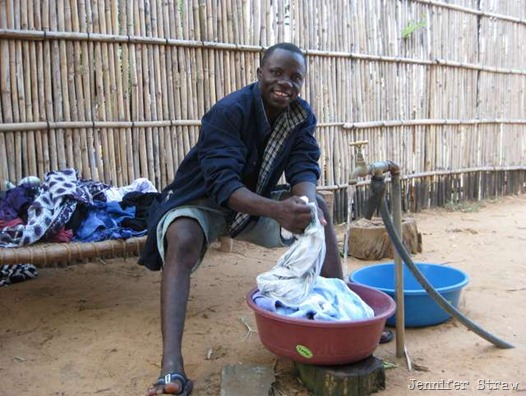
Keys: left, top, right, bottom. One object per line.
{"left": 349, "top": 141, "right": 407, "bottom": 357}
{"left": 364, "top": 176, "right": 410, "bottom": 357}
{"left": 390, "top": 171, "right": 406, "bottom": 358}
{"left": 350, "top": 146, "right": 514, "bottom": 355}
{"left": 380, "top": 192, "right": 514, "bottom": 349}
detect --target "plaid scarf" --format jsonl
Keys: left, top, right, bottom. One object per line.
{"left": 229, "top": 100, "right": 307, "bottom": 237}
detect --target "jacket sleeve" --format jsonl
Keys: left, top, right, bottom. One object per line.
{"left": 197, "top": 104, "right": 248, "bottom": 207}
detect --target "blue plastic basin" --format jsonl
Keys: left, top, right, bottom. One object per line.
{"left": 350, "top": 262, "right": 469, "bottom": 327}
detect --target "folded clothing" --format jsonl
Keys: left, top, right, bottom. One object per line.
{"left": 253, "top": 276, "right": 374, "bottom": 322}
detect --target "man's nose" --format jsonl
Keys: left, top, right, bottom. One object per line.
{"left": 278, "top": 77, "right": 293, "bottom": 87}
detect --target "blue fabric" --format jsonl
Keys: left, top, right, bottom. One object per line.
{"left": 253, "top": 277, "right": 374, "bottom": 322}
{"left": 74, "top": 201, "right": 146, "bottom": 242}
{"left": 0, "top": 184, "right": 39, "bottom": 221}
{"left": 139, "top": 82, "right": 321, "bottom": 271}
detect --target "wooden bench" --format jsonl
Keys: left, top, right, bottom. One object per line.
{"left": 0, "top": 236, "right": 146, "bottom": 268}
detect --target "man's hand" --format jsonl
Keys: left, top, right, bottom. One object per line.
{"left": 275, "top": 196, "right": 314, "bottom": 234}
{"left": 227, "top": 184, "right": 327, "bottom": 234}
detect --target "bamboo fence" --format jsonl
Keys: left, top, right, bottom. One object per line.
{"left": 0, "top": 0, "right": 525, "bottom": 224}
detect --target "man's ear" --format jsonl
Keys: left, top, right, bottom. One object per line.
{"left": 256, "top": 67, "right": 262, "bottom": 80}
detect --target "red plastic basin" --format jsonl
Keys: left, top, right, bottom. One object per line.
{"left": 246, "top": 282, "right": 396, "bottom": 365}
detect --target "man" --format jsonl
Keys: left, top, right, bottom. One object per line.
{"left": 140, "top": 42, "right": 343, "bottom": 396}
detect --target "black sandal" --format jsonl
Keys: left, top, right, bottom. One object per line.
{"left": 153, "top": 373, "right": 193, "bottom": 395}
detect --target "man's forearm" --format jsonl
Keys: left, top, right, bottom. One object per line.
{"left": 290, "top": 181, "right": 317, "bottom": 203}
{"left": 227, "top": 187, "right": 281, "bottom": 218}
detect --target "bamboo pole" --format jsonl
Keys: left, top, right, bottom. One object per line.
{"left": 20, "top": 2, "right": 36, "bottom": 178}
{"left": 142, "top": 2, "right": 156, "bottom": 186}
{"left": 8, "top": 0, "right": 23, "bottom": 183}
{"left": 59, "top": 0, "right": 75, "bottom": 173}
{"left": 78, "top": 0, "right": 94, "bottom": 179}
{"left": 2, "top": 28, "right": 525, "bottom": 75}
{"left": 69, "top": 0, "right": 86, "bottom": 178}
{"left": 0, "top": 2, "right": 9, "bottom": 183}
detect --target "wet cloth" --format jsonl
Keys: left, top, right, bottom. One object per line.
{"left": 254, "top": 200, "right": 374, "bottom": 321}
{"left": 256, "top": 200, "right": 325, "bottom": 306}
{"left": 253, "top": 276, "right": 374, "bottom": 321}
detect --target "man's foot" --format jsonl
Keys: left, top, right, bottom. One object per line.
{"left": 380, "top": 329, "right": 394, "bottom": 344}
{"left": 147, "top": 373, "right": 193, "bottom": 395}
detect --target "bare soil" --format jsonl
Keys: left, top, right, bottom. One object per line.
{"left": 1, "top": 194, "right": 525, "bottom": 395}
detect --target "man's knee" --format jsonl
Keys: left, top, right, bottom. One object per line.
{"left": 165, "top": 218, "right": 204, "bottom": 266}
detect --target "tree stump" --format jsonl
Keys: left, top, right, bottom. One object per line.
{"left": 294, "top": 355, "right": 385, "bottom": 396}
{"left": 347, "top": 217, "right": 422, "bottom": 260}
{"left": 218, "top": 236, "right": 234, "bottom": 252}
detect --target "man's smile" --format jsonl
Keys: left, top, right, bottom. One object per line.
{"left": 273, "top": 90, "right": 290, "bottom": 97}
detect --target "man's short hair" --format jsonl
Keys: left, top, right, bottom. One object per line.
{"left": 260, "top": 42, "right": 307, "bottom": 68}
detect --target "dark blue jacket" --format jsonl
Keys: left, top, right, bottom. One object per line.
{"left": 139, "top": 82, "right": 320, "bottom": 270}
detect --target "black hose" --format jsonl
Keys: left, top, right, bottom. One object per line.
{"left": 364, "top": 176, "right": 386, "bottom": 220}
{"left": 380, "top": 198, "right": 514, "bottom": 349}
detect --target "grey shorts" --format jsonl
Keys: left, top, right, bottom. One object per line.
{"left": 156, "top": 192, "right": 295, "bottom": 270}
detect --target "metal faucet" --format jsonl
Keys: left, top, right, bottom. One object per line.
{"left": 349, "top": 140, "right": 400, "bottom": 185}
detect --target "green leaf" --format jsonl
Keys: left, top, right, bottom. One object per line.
{"left": 402, "top": 19, "right": 426, "bottom": 38}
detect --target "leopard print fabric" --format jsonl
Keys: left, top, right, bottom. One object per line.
{"left": 0, "top": 169, "right": 83, "bottom": 247}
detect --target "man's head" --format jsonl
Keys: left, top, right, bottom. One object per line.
{"left": 257, "top": 43, "right": 307, "bottom": 120}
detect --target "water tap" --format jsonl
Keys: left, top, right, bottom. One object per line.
{"left": 349, "top": 140, "right": 400, "bottom": 185}
{"left": 349, "top": 140, "right": 369, "bottom": 185}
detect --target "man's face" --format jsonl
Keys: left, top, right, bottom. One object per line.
{"left": 257, "top": 48, "right": 306, "bottom": 117}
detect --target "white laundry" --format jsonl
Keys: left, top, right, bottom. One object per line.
{"left": 256, "top": 199, "right": 326, "bottom": 306}
{"left": 255, "top": 197, "right": 374, "bottom": 321}
{"left": 104, "top": 178, "right": 158, "bottom": 202}
{"left": 253, "top": 277, "right": 375, "bottom": 321}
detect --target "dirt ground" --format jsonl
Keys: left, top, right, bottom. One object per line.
{"left": 1, "top": 194, "right": 525, "bottom": 396}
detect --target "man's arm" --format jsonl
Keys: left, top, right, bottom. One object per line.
{"left": 227, "top": 185, "right": 314, "bottom": 235}
{"left": 227, "top": 181, "right": 326, "bottom": 234}
{"left": 290, "top": 181, "right": 327, "bottom": 226}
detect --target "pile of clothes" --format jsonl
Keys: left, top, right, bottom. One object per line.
{"left": 0, "top": 169, "right": 160, "bottom": 286}
{"left": 0, "top": 168, "right": 159, "bottom": 248}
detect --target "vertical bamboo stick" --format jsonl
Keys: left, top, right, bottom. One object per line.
{"left": 40, "top": 0, "right": 54, "bottom": 172}
{"left": 59, "top": 0, "right": 75, "bottom": 173}
{"left": 75, "top": 0, "right": 88, "bottom": 178}
{"left": 0, "top": 3, "right": 12, "bottom": 183}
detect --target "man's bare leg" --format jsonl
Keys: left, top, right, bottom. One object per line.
{"left": 316, "top": 194, "right": 344, "bottom": 279}
{"left": 147, "top": 218, "right": 203, "bottom": 395}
